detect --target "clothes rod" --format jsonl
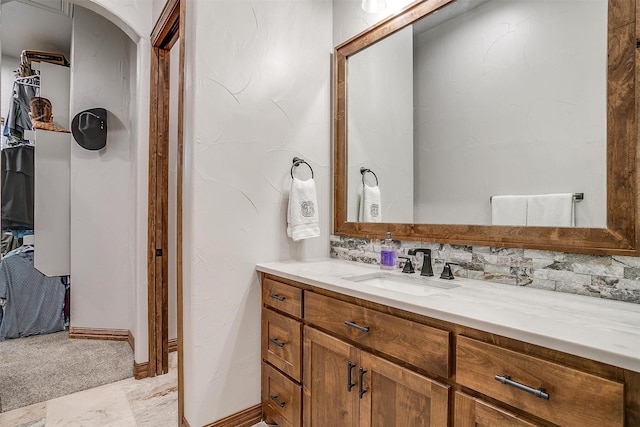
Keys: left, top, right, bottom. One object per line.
{"left": 490, "top": 193, "right": 584, "bottom": 203}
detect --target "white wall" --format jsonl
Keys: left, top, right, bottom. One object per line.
{"left": 151, "top": 0, "right": 166, "bottom": 28}
{"left": 182, "top": 1, "right": 332, "bottom": 424}
{"left": 347, "top": 26, "right": 413, "bottom": 223}
{"left": 69, "top": 6, "right": 137, "bottom": 332}
{"left": 1, "top": 55, "right": 19, "bottom": 122}
{"left": 413, "top": 0, "right": 607, "bottom": 226}
{"left": 71, "top": 0, "right": 151, "bottom": 363}
{"left": 332, "top": 0, "right": 414, "bottom": 46}
{"left": 74, "top": 0, "right": 152, "bottom": 42}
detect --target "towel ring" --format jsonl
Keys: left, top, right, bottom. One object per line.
{"left": 291, "top": 157, "right": 314, "bottom": 179}
{"left": 360, "top": 167, "right": 378, "bottom": 186}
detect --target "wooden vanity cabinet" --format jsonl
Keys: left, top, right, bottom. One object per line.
{"left": 304, "top": 326, "right": 449, "bottom": 427}
{"left": 260, "top": 273, "right": 637, "bottom": 427}
{"left": 262, "top": 275, "right": 450, "bottom": 426}
{"left": 262, "top": 278, "right": 304, "bottom": 427}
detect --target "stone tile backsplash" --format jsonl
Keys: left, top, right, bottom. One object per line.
{"left": 330, "top": 235, "right": 640, "bottom": 304}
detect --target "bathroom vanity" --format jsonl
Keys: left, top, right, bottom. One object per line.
{"left": 257, "top": 259, "right": 640, "bottom": 426}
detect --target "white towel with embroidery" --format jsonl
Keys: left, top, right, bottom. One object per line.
{"left": 527, "top": 193, "right": 574, "bottom": 226}
{"left": 491, "top": 195, "right": 528, "bottom": 226}
{"left": 287, "top": 177, "right": 320, "bottom": 241}
{"left": 358, "top": 184, "right": 382, "bottom": 222}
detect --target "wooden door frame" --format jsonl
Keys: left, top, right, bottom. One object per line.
{"left": 148, "top": 0, "right": 185, "bottom": 424}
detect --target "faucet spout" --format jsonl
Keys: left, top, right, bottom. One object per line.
{"left": 407, "top": 249, "right": 433, "bottom": 277}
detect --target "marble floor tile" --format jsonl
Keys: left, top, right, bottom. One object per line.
{"left": 0, "top": 401, "right": 46, "bottom": 427}
{"left": 121, "top": 372, "right": 178, "bottom": 426}
{"left": 45, "top": 382, "right": 136, "bottom": 427}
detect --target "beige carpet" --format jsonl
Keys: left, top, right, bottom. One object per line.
{"left": 0, "top": 331, "right": 134, "bottom": 412}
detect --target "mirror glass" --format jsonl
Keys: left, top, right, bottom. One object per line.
{"left": 346, "top": 0, "right": 607, "bottom": 228}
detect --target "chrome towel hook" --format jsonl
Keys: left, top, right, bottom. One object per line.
{"left": 291, "top": 157, "right": 314, "bottom": 179}
{"left": 360, "top": 167, "right": 378, "bottom": 186}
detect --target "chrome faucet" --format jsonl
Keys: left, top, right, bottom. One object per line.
{"left": 407, "top": 248, "right": 433, "bottom": 276}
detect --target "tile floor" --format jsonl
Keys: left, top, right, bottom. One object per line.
{"left": 0, "top": 354, "right": 178, "bottom": 426}
{"left": 0, "top": 353, "right": 268, "bottom": 426}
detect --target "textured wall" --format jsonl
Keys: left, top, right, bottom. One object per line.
{"left": 75, "top": 0, "right": 152, "bottom": 40}
{"left": 182, "top": 1, "right": 332, "bottom": 424}
{"left": 70, "top": 6, "right": 137, "bottom": 331}
{"left": 331, "top": 235, "right": 640, "bottom": 304}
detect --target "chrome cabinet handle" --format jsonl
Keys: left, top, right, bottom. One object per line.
{"left": 270, "top": 394, "right": 286, "bottom": 408}
{"left": 344, "top": 320, "right": 369, "bottom": 333}
{"left": 347, "top": 361, "right": 356, "bottom": 391}
{"left": 269, "top": 337, "right": 285, "bottom": 348}
{"left": 269, "top": 293, "right": 286, "bottom": 302}
{"left": 495, "top": 374, "right": 550, "bottom": 400}
{"left": 359, "top": 367, "right": 368, "bottom": 398}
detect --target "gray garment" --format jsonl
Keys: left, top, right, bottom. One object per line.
{"left": 1, "top": 232, "right": 20, "bottom": 255}
{"left": 1, "top": 145, "right": 35, "bottom": 230}
{"left": 0, "top": 250, "right": 65, "bottom": 340}
{"left": 4, "top": 81, "right": 38, "bottom": 140}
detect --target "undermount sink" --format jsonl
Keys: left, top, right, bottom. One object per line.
{"left": 341, "top": 271, "right": 460, "bottom": 296}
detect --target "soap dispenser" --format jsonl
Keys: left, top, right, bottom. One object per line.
{"left": 380, "top": 232, "right": 397, "bottom": 270}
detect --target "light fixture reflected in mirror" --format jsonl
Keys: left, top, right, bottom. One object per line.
{"left": 362, "top": 0, "right": 387, "bottom": 13}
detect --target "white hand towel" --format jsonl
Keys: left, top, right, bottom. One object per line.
{"left": 362, "top": 184, "right": 382, "bottom": 222}
{"left": 491, "top": 195, "right": 528, "bottom": 226}
{"left": 527, "top": 193, "right": 574, "bottom": 227}
{"left": 287, "top": 177, "right": 320, "bottom": 241}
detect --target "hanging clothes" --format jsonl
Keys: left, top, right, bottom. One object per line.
{"left": 3, "top": 75, "right": 39, "bottom": 148}
{"left": 1, "top": 145, "right": 35, "bottom": 231}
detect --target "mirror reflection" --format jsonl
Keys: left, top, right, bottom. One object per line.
{"left": 347, "top": 0, "right": 607, "bottom": 227}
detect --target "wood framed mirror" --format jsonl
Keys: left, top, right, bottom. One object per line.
{"left": 334, "top": 0, "right": 638, "bottom": 256}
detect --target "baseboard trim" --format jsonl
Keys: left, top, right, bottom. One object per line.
{"left": 134, "top": 361, "right": 150, "bottom": 380}
{"left": 68, "top": 326, "right": 130, "bottom": 341}
{"left": 203, "top": 404, "right": 262, "bottom": 427}
{"left": 169, "top": 338, "right": 178, "bottom": 353}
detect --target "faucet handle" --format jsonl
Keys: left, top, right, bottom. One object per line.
{"left": 440, "top": 262, "right": 459, "bottom": 280}
{"left": 398, "top": 256, "right": 415, "bottom": 274}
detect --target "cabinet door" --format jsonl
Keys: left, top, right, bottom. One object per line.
{"left": 303, "top": 326, "right": 359, "bottom": 426}
{"left": 454, "top": 392, "right": 537, "bottom": 427}
{"left": 360, "top": 352, "right": 449, "bottom": 427}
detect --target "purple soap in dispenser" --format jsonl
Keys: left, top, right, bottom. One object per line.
{"left": 380, "top": 232, "right": 397, "bottom": 270}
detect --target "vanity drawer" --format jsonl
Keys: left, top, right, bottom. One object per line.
{"left": 304, "top": 291, "right": 450, "bottom": 378}
{"left": 262, "top": 277, "right": 303, "bottom": 319}
{"left": 262, "top": 362, "right": 302, "bottom": 427}
{"left": 456, "top": 336, "right": 624, "bottom": 427}
{"left": 454, "top": 392, "right": 537, "bottom": 427}
{"left": 262, "top": 308, "right": 302, "bottom": 382}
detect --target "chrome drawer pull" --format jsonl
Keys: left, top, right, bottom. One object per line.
{"left": 347, "top": 361, "right": 356, "bottom": 391}
{"left": 344, "top": 320, "right": 370, "bottom": 333}
{"left": 269, "top": 337, "right": 285, "bottom": 348}
{"left": 269, "top": 293, "right": 286, "bottom": 302}
{"left": 495, "top": 374, "right": 550, "bottom": 400}
{"left": 270, "top": 394, "right": 286, "bottom": 408}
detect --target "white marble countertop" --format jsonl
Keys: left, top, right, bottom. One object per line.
{"left": 256, "top": 258, "right": 640, "bottom": 373}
